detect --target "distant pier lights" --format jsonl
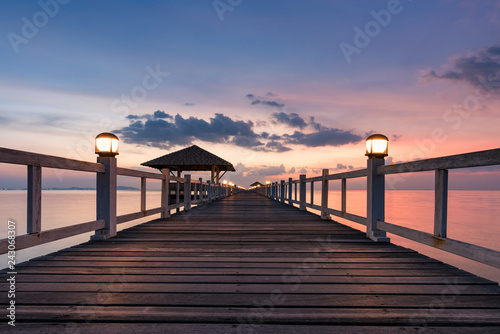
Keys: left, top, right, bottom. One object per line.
{"left": 365, "top": 134, "right": 388, "bottom": 159}
{"left": 95, "top": 132, "right": 119, "bottom": 157}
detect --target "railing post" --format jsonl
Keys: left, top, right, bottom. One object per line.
{"left": 321, "top": 169, "right": 330, "bottom": 219}
{"left": 140, "top": 177, "right": 146, "bottom": 212}
{"left": 93, "top": 156, "right": 117, "bottom": 240}
{"left": 299, "top": 174, "right": 306, "bottom": 211}
{"left": 434, "top": 169, "right": 448, "bottom": 238}
{"left": 280, "top": 180, "right": 285, "bottom": 203}
{"left": 184, "top": 174, "right": 191, "bottom": 211}
{"left": 288, "top": 178, "right": 293, "bottom": 205}
{"left": 367, "top": 158, "right": 389, "bottom": 242}
{"left": 310, "top": 181, "right": 314, "bottom": 206}
{"left": 27, "top": 164, "right": 42, "bottom": 234}
{"left": 198, "top": 177, "right": 204, "bottom": 204}
{"left": 208, "top": 181, "right": 212, "bottom": 203}
{"left": 341, "top": 178, "right": 347, "bottom": 214}
{"left": 161, "top": 169, "right": 170, "bottom": 218}
{"left": 193, "top": 180, "right": 198, "bottom": 202}
{"left": 199, "top": 177, "right": 203, "bottom": 203}
{"left": 176, "top": 177, "right": 180, "bottom": 213}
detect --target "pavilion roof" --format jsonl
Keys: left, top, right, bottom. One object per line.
{"left": 141, "top": 145, "right": 235, "bottom": 172}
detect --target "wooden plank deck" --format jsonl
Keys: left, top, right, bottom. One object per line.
{"left": 2, "top": 192, "right": 500, "bottom": 333}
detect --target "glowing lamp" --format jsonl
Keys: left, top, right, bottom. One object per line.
{"left": 222, "top": 180, "right": 228, "bottom": 185}
{"left": 365, "top": 134, "right": 388, "bottom": 159}
{"left": 95, "top": 133, "right": 119, "bottom": 157}
{"left": 265, "top": 180, "right": 271, "bottom": 185}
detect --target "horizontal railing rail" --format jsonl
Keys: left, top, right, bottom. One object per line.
{"left": 256, "top": 148, "right": 500, "bottom": 269}
{"left": 0, "top": 147, "right": 238, "bottom": 254}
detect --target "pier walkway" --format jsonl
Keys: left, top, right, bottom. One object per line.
{"left": 2, "top": 192, "right": 500, "bottom": 333}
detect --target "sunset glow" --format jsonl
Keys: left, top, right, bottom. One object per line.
{"left": 0, "top": 1, "right": 499, "bottom": 189}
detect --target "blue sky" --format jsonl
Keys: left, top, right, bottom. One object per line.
{"left": 0, "top": 0, "right": 499, "bottom": 189}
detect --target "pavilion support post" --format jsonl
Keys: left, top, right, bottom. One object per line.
{"left": 161, "top": 168, "right": 170, "bottom": 218}
{"left": 176, "top": 170, "right": 181, "bottom": 213}
{"left": 288, "top": 178, "right": 293, "bottom": 205}
{"left": 198, "top": 177, "right": 204, "bottom": 204}
{"left": 184, "top": 174, "right": 191, "bottom": 211}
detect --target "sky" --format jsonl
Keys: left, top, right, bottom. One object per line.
{"left": 0, "top": 0, "right": 499, "bottom": 189}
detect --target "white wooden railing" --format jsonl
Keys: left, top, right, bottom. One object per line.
{"left": 256, "top": 148, "right": 500, "bottom": 269}
{"left": 0, "top": 147, "right": 238, "bottom": 253}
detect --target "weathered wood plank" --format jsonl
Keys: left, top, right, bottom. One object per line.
{"left": 378, "top": 148, "right": 500, "bottom": 174}
{"left": 9, "top": 292, "right": 500, "bottom": 308}
{"left": 6, "top": 324, "right": 500, "bottom": 334}
{"left": 0, "top": 219, "right": 105, "bottom": 253}
{"left": 8, "top": 282, "right": 499, "bottom": 294}
{"left": 377, "top": 220, "right": 500, "bottom": 269}
{"left": 14, "top": 306, "right": 500, "bottom": 324}
{"left": 14, "top": 274, "right": 493, "bottom": 285}
{"left": 116, "top": 207, "right": 163, "bottom": 224}
{"left": 9, "top": 267, "right": 472, "bottom": 276}
{"left": 0, "top": 147, "right": 105, "bottom": 172}
{"left": 116, "top": 167, "right": 164, "bottom": 179}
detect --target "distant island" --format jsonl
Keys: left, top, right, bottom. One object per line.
{"left": 0, "top": 186, "right": 140, "bottom": 191}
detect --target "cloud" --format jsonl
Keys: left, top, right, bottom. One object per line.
{"left": 153, "top": 110, "right": 171, "bottom": 119}
{"left": 419, "top": 45, "right": 500, "bottom": 94}
{"left": 284, "top": 127, "right": 363, "bottom": 147}
{"left": 336, "top": 163, "right": 354, "bottom": 170}
{"left": 288, "top": 167, "right": 296, "bottom": 174}
{"left": 271, "top": 112, "right": 308, "bottom": 129}
{"left": 116, "top": 111, "right": 262, "bottom": 149}
{"left": 263, "top": 141, "right": 292, "bottom": 152}
{"left": 246, "top": 93, "right": 285, "bottom": 108}
{"left": 184, "top": 103, "right": 195, "bottom": 106}
{"left": 251, "top": 164, "right": 286, "bottom": 177}
{"left": 116, "top": 110, "right": 363, "bottom": 152}
{"left": 392, "top": 134, "right": 402, "bottom": 142}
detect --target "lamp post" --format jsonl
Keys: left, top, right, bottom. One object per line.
{"left": 366, "top": 134, "right": 390, "bottom": 242}
{"left": 266, "top": 180, "right": 270, "bottom": 197}
{"left": 92, "top": 133, "right": 119, "bottom": 240}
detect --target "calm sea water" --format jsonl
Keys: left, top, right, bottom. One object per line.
{"left": 0, "top": 190, "right": 499, "bottom": 283}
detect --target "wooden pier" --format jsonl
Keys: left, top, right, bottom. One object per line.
{"left": 2, "top": 192, "right": 500, "bottom": 333}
